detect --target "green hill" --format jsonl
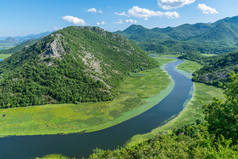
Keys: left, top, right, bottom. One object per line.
{"left": 116, "top": 16, "right": 238, "bottom": 54}
{"left": 0, "top": 26, "right": 157, "bottom": 108}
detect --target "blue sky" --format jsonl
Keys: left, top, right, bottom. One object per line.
{"left": 1, "top": 0, "right": 238, "bottom": 36}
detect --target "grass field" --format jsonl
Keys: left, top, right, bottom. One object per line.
{"left": 0, "top": 54, "right": 11, "bottom": 60}
{"left": 127, "top": 58, "right": 224, "bottom": 146}
{"left": 0, "top": 57, "right": 175, "bottom": 137}
{"left": 36, "top": 154, "right": 71, "bottom": 159}
{"left": 201, "top": 54, "right": 217, "bottom": 57}
{"left": 156, "top": 54, "right": 180, "bottom": 58}
{"left": 177, "top": 60, "right": 202, "bottom": 74}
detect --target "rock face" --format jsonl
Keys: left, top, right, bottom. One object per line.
{"left": 0, "top": 26, "right": 158, "bottom": 108}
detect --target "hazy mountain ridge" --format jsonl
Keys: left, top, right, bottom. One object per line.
{"left": 0, "top": 32, "right": 50, "bottom": 52}
{"left": 0, "top": 39, "right": 38, "bottom": 54}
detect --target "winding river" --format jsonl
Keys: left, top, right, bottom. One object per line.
{"left": 0, "top": 59, "right": 193, "bottom": 159}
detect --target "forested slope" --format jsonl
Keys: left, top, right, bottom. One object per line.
{"left": 188, "top": 51, "right": 238, "bottom": 86}
{"left": 0, "top": 26, "right": 157, "bottom": 108}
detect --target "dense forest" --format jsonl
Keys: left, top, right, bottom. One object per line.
{"left": 178, "top": 52, "right": 214, "bottom": 64}
{"left": 0, "top": 26, "right": 158, "bottom": 108}
{"left": 179, "top": 51, "right": 238, "bottom": 87}
{"left": 88, "top": 74, "right": 238, "bottom": 158}
{"left": 116, "top": 16, "right": 238, "bottom": 54}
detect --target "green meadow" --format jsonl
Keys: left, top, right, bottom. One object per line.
{"left": 127, "top": 58, "right": 224, "bottom": 146}
{"left": 201, "top": 53, "right": 217, "bottom": 57}
{"left": 0, "top": 57, "right": 175, "bottom": 137}
{"left": 36, "top": 154, "right": 72, "bottom": 159}
{"left": 0, "top": 54, "right": 11, "bottom": 60}
{"left": 177, "top": 60, "right": 202, "bottom": 74}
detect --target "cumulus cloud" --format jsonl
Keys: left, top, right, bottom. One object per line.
{"left": 87, "top": 8, "right": 103, "bottom": 14}
{"left": 127, "top": 6, "right": 179, "bottom": 20}
{"left": 96, "top": 21, "right": 105, "bottom": 26}
{"left": 88, "top": 8, "right": 97, "bottom": 13}
{"left": 198, "top": 4, "right": 218, "bottom": 15}
{"left": 114, "top": 11, "right": 128, "bottom": 16}
{"left": 62, "top": 16, "right": 86, "bottom": 25}
{"left": 125, "top": 19, "right": 137, "bottom": 24}
{"left": 158, "top": 0, "right": 196, "bottom": 10}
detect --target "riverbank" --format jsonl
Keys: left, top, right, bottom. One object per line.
{"left": 127, "top": 58, "right": 224, "bottom": 146}
{"left": 0, "top": 57, "right": 175, "bottom": 137}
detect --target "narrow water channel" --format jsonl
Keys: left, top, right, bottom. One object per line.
{"left": 0, "top": 59, "right": 193, "bottom": 159}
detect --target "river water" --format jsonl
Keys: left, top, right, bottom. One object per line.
{"left": 0, "top": 59, "right": 193, "bottom": 159}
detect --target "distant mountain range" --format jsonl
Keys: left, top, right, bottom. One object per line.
{"left": 0, "top": 31, "right": 51, "bottom": 43}
{"left": 0, "top": 26, "right": 157, "bottom": 108}
{"left": 0, "top": 32, "right": 51, "bottom": 51}
{"left": 0, "top": 39, "right": 38, "bottom": 54}
{"left": 116, "top": 15, "right": 238, "bottom": 54}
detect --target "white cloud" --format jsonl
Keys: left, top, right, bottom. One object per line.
{"left": 125, "top": 19, "right": 137, "bottom": 24}
{"left": 114, "top": 11, "right": 128, "bottom": 16}
{"left": 96, "top": 21, "right": 105, "bottom": 26}
{"left": 127, "top": 6, "right": 179, "bottom": 20}
{"left": 87, "top": 8, "right": 103, "bottom": 14}
{"left": 198, "top": 4, "right": 218, "bottom": 15}
{"left": 158, "top": 0, "right": 196, "bottom": 10}
{"left": 62, "top": 16, "right": 86, "bottom": 25}
{"left": 88, "top": 8, "right": 97, "bottom": 13}
{"left": 115, "top": 19, "right": 124, "bottom": 24}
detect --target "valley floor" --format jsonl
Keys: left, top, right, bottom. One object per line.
{"left": 0, "top": 56, "right": 174, "bottom": 137}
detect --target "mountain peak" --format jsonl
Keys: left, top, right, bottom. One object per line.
{"left": 124, "top": 25, "right": 147, "bottom": 32}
